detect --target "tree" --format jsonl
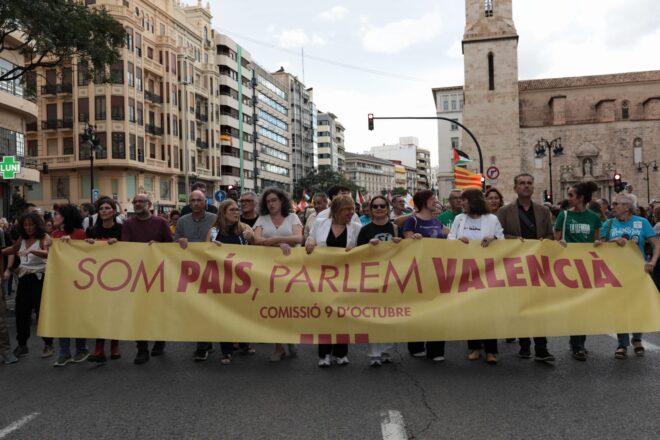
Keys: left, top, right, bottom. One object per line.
{"left": 0, "top": 1, "right": 126, "bottom": 82}
{"left": 293, "top": 169, "right": 360, "bottom": 200}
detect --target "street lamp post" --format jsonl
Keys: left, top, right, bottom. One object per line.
{"left": 534, "top": 137, "right": 563, "bottom": 203}
{"left": 636, "top": 160, "right": 658, "bottom": 204}
{"left": 81, "top": 122, "right": 102, "bottom": 203}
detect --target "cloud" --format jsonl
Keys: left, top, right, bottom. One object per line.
{"left": 319, "top": 6, "right": 349, "bottom": 22}
{"left": 361, "top": 11, "right": 442, "bottom": 54}
{"left": 272, "top": 29, "right": 327, "bottom": 49}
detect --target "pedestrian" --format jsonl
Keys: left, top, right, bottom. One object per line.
{"left": 238, "top": 191, "right": 259, "bottom": 228}
{"left": 168, "top": 210, "right": 180, "bottom": 236}
{"left": 180, "top": 182, "right": 218, "bottom": 216}
{"left": 356, "top": 196, "right": 401, "bottom": 367}
{"left": 359, "top": 201, "right": 372, "bottom": 225}
{"left": 403, "top": 190, "right": 447, "bottom": 362}
{"left": 85, "top": 197, "right": 123, "bottom": 363}
{"left": 51, "top": 204, "right": 89, "bottom": 367}
{"left": 496, "top": 173, "right": 556, "bottom": 362}
{"left": 174, "top": 191, "right": 218, "bottom": 363}
{"left": 601, "top": 194, "right": 659, "bottom": 359}
{"left": 121, "top": 194, "right": 173, "bottom": 365}
{"left": 554, "top": 181, "right": 602, "bottom": 361}
{"left": 0, "top": 251, "right": 18, "bottom": 364}
{"left": 306, "top": 195, "right": 362, "bottom": 367}
{"left": 205, "top": 199, "right": 257, "bottom": 364}
{"left": 1, "top": 212, "right": 54, "bottom": 359}
{"left": 484, "top": 187, "right": 504, "bottom": 214}
{"left": 303, "top": 193, "right": 328, "bottom": 240}
{"left": 253, "top": 187, "right": 303, "bottom": 362}
{"left": 438, "top": 189, "right": 463, "bottom": 228}
{"left": 448, "top": 189, "right": 504, "bottom": 364}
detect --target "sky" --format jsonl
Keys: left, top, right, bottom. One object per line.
{"left": 209, "top": 0, "right": 660, "bottom": 167}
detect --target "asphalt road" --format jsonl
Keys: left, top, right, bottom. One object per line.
{"left": 2, "top": 314, "right": 660, "bottom": 440}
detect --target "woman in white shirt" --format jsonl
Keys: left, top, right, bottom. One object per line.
{"left": 253, "top": 187, "right": 304, "bottom": 362}
{"left": 306, "top": 195, "right": 363, "bottom": 367}
{"left": 448, "top": 188, "right": 504, "bottom": 365}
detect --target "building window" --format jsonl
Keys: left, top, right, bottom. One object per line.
{"left": 622, "top": 100, "right": 630, "bottom": 120}
{"left": 451, "top": 100, "right": 457, "bottom": 110}
{"left": 63, "top": 137, "right": 74, "bottom": 155}
{"left": 485, "top": 0, "right": 493, "bottom": 17}
{"left": 443, "top": 100, "right": 449, "bottom": 111}
{"left": 94, "top": 96, "right": 106, "bottom": 120}
{"left": 450, "top": 119, "right": 458, "bottom": 131}
{"left": 112, "top": 133, "right": 126, "bottom": 159}
{"left": 451, "top": 137, "right": 459, "bottom": 148}
{"left": 488, "top": 52, "right": 495, "bottom": 91}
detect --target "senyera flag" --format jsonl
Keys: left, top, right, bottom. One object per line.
{"left": 454, "top": 166, "right": 482, "bottom": 189}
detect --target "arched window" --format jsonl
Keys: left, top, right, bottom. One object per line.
{"left": 488, "top": 52, "right": 495, "bottom": 91}
{"left": 622, "top": 100, "right": 630, "bottom": 120}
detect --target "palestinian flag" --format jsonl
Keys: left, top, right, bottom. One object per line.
{"left": 453, "top": 148, "right": 472, "bottom": 165}
{"left": 454, "top": 166, "right": 483, "bottom": 189}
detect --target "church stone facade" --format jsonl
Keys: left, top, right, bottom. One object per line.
{"left": 434, "top": 0, "right": 660, "bottom": 204}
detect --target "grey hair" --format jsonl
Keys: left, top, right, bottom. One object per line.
{"left": 615, "top": 194, "right": 635, "bottom": 213}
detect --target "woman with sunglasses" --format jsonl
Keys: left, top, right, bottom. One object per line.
{"left": 357, "top": 196, "right": 401, "bottom": 367}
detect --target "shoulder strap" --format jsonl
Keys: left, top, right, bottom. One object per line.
{"left": 604, "top": 219, "right": 613, "bottom": 241}
{"left": 562, "top": 210, "right": 569, "bottom": 239}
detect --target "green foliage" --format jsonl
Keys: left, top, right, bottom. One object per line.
{"left": 0, "top": 0, "right": 126, "bottom": 82}
{"left": 293, "top": 169, "right": 360, "bottom": 200}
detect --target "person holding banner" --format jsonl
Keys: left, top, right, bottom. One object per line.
{"left": 85, "top": 197, "right": 123, "bottom": 363}
{"left": 254, "top": 187, "right": 304, "bottom": 362}
{"left": 497, "top": 173, "right": 556, "bottom": 362}
{"left": 356, "top": 196, "right": 402, "bottom": 367}
{"left": 203, "top": 199, "right": 256, "bottom": 364}
{"left": 554, "top": 181, "right": 602, "bottom": 361}
{"left": 2, "top": 212, "right": 54, "bottom": 359}
{"left": 403, "top": 190, "right": 448, "bottom": 362}
{"left": 122, "top": 194, "right": 173, "bottom": 365}
{"left": 601, "top": 194, "right": 659, "bottom": 359}
{"left": 448, "top": 188, "right": 504, "bottom": 364}
{"left": 50, "top": 204, "right": 89, "bottom": 367}
{"left": 306, "top": 195, "right": 363, "bottom": 367}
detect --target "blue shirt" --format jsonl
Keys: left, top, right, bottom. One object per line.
{"left": 601, "top": 215, "right": 656, "bottom": 255}
{"left": 359, "top": 215, "right": 372, "bottom": 225}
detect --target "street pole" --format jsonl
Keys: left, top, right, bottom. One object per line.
{"left": 368, "top": 115, "right": 485, "bottom": 191}
{"left": 637, "top": 161, "right": 658, "bottom": 204}
{"left": 534, "top": 137, "right": 563, "bottom": 203}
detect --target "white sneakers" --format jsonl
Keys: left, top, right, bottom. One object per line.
{"left": 318, "top": 354, "right": 350, "bottom": 367}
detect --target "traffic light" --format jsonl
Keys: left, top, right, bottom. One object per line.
{"left": 613, "top": 173, "right": 625, "bottom": 193}
{"left": 368, "top": 113, "right": 374, "bottom": 131}
{"left": 543, "top": 190, "right": 549, "bottom": 202}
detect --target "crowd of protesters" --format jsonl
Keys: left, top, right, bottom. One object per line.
{"left": 1, "top": 175, "right": 659, "bottom": 368}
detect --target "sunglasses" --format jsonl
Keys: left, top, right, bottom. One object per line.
{"left": 371, "top": 204, "right": 387, "bottom": 209}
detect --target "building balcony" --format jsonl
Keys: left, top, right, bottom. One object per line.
{"left": 26, "top": 121, "right": 38, "bottom": 132}
{"left": 196, "top": 138, "right": 208, "bottom": 149}
{"left": 61, "top": 118, "right": 74, "bottom": 129}
{"left": 146, "top": 158, "right": 167, "bottom": 169}
{"left": 198, "top": 166, "right": 213, "bottom": 177}
{"left": 40, "top": 83, "right": 72, "bottom": 95}
{"left": 144, "top": 90, "right": 162, "bottom": 104}
{"left": 145, "top": 124, "right": 163, "bottom": 136}
{"left": 41, "top": 119, "right": 61, "bottom": 130}
{"left": 195, "top": 111, "right": 208, "bottom": 122}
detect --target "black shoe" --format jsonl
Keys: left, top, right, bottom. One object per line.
{"left": 134, "top": 350, "right": 150, "bottom": 365}
{"left": 193, "top": 349, "right": 208, "bottom": 362}
{"left": 518, "top": 348, "right": 532, "bottom": 359}
{"left": 572, "top": 351, "right": 587, "bottom": 361}
{"left": 505, "top": 338, "right": 516, "bottom": 343}
{"left": 13, "top": 345, "right": 29, "bottom": 358}
{"left": 534, "top": 349, "right": 555, "bottom": 362}
{"left": 150, "top": 342, "right": 165, "bottom": 357}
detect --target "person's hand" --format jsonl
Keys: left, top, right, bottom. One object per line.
{"left": 644, "top": 262, "right": 655, "bottom": 273}
{"left": 593, "top": 239, "right": 602, "bottom": 247}
{"left": 345, "top": 245, "right": 354, "bottom": 252}
{"left": 459, "top": 237, "right": 469, "bottom": 244}
{"left": 369, "top": 238, "right": 380, "bottom": 246}
{"left": 305, "top": 239, "right": 316, "bottom": 254}
{"left": 85, "top": 238, "right": 96, "bottom": 244}
{"left": 243, "top": 228, "right": 254, "bottom": 242}
{"left": 60, "top": 236, "right": 71, "bottom": 243}
{"left": 613, "top": 237, "right": 627, "bottom": 247}
{"left": 559, "top": 239, "right": 567, "bottom": 248}
{"left": 3, "top": 269, "right": 11, "bottom": 281}
{"left": 212, "top": 240, "right": 222, "bottom": 247}
{"left": 280, "top": 243, "right": 291, "bottom": 256}
{"left": 177, "top": 238, "right": 189, "bottom": 249}
{"left": 412, "top": 233, "right": 423, "bottom": 240}
{"left": 392, "top": 237, "right": 402, "bottom": 244}
{"left": 107, "top": 238, "right": 118, "bottom": 245}
{"left": 17, "top": 249, "right": 29, "bottom": 257}
{"left": 148, "top": 240, "right": 157, "bottom": 245}
{"left": 481, "top": 236, "right": 495, "bottom": 247}
{"left": 519, "top": 237, "right": 526, "bottom": 242}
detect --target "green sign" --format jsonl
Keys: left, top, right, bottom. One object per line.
{"left": 0, "top": 156, "right": 21, "bottom": 179}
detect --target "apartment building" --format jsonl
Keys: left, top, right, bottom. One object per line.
{"left": 344, "top": 152, "right": 395, "bottom": 198}
{"left": 369, "top": 137, "right": 431, "bottom": 191}
{"left": 251, "top": 63, "right": 293, "bottom": 192}
{"left": 432, "top": 86, "right": 463, "bottom": 197}
{"left": 272, "top": 68, "right": 317, "bottom": 186}
{"left": 316, "top": 111, "right": 345, "bottom": 172}
{"left": 25, "top": 0, "right": 219, "bottom": 212}
{"left": 0, "top": 32, "right": 40, "bottom": 218}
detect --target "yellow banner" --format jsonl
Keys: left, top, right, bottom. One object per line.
{"left": 39, "top": 240, "right": 660, "bottom": 343}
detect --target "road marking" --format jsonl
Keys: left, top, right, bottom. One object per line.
{"left": 381, "top": 410, "right": 408, "bottom": 440}
{"left": 608, "top": 334, "right": 660, "bottom": 352}
{"left": 0, "top": 413, "right": 39, "bottom": 438}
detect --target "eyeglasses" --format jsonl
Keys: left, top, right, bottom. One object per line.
{"left": 240, "top": 199, "right": 254, "bottom": 203}
{"left": 371, "top": 204, "right": 387, "bottom": 209}
{"left": 132, "top": 199, "right": 147, "bottom": 204}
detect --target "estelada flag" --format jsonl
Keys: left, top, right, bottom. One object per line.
{"left": 454, "top": 166, "right": 482, "bottom": 189}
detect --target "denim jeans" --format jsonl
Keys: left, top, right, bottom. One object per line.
{"left": 569, "top": 335, "right": 586, "bottom": 353}
{"left": 59, "top": 338, "right": 88, "bottom": 357}
{"left": 617, "top": 333, "right": 643, "bottom": 347}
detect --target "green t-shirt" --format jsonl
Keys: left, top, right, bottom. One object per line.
{"left": 437, "top": 210, "right": 460, "bottom": 228}
{"left": 554, "top": 209, "right": 602, "bottom": 243}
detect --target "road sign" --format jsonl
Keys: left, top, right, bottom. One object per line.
{"left": 486, "top": 166, "right": 500, "bottom": 180}
{"left": 0, "top": 156, "right": 21, "bottom": 179}
{"left": 215, "top": 190, "right": 226, "bottom": 202}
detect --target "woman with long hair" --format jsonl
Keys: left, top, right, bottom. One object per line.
{"left": 306, "top": 195, "right": 362, "bottom": 367}
{"left": 356, "top": 196, "right": 401, "bottom": 367}
{"left": 402, "top": 190, "right": 447, "bottom": 362}
{"left": 51, "top": 204, "right": 89, "bottom": 366}
{"left": 253, "top": 187, "right": 303, "bottom": 362}
{"left": 554, "top": 181, "right": 602, "bottom": 361}
{"left": 202, "top": 199, "right": 256, "bottom": 365}
{"left": 86, "top": 197, "right": 123, "bottom": 363}
{"left": 1, "top": 212, "right": 53, "bottom": 359}
{"left": 485, "top": 187, "right": 504, "bottom": 214}
{"left": 448, "top": 188, "right": 504, "bottom": 364}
